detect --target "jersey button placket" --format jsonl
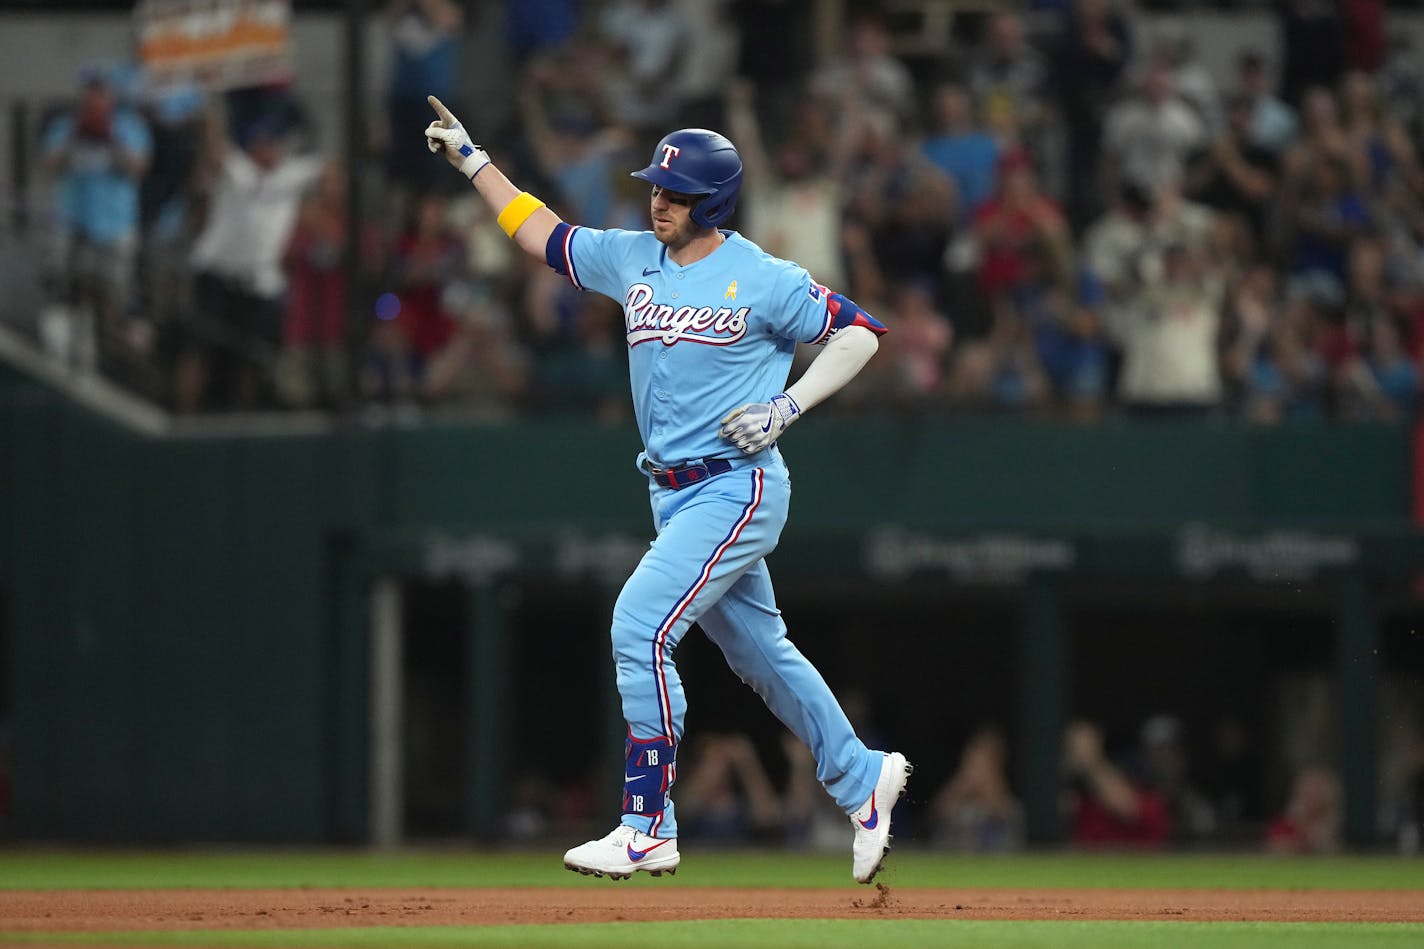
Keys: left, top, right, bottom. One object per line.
{"left": 650, "top": 342, "right": 671, "bottom": 444}
{"left": 650, "top": 266, "right": 675, "bottom": 442}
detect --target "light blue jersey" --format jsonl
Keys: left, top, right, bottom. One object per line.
{"left": 559, "top": 228, "right": 836, "bottom": 467}
{"left": 43, "top": 110, "right": 151, "bottom": 245}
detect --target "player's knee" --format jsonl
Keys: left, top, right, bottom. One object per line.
{"left": 610, "top": 590, "right": 656, "bottom": 645}
{"left": 611, "top": 646, "right": 640, "bottom": 684}
{"left": 610, "top": 629, "right": 652, "bottom": 684}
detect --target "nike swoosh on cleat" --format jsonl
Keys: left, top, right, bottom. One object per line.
{"left": 627, "top": 839, "right": 671, "bottom": 861}
{"left": 643, "top": 267, "right": 660, "bottom": 276}
{"left": 858, "top": 793, "right": 878, "bottom": 830}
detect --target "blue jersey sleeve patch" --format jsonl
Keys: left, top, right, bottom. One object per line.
{"left": 821, "top": 290, "right": 887, "bottom": 341}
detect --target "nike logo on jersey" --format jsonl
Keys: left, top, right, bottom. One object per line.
{"left": 643, "top": 267, "right": 660, "bottom": 276}
{"left": 627, "top": 838, "right": 672, "bottom": 861}
{"left": 625, "top": 773, "right": 646, "bottom": 784}
{"left": 623, "top": 283, "right": 750, "bottom": 347}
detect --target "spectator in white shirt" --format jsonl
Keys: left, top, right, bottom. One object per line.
{"left": 179, "top": 109, "right": 325, "bottom": 412}
{"left": 1102, "top": 58, "right": 1206, "bottom": 197}
{"left": 1113, "top": 240, "right": 1226, "bottom": 414}
{"left": 810, "top": 10, "right": 916, "bottom": 127}
{"left": 599, "top": 0, "right": 690, "bottom": 132}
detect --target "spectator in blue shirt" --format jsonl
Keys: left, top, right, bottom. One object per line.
{"left": 42, "top": 65, "right": 152, "bottom": 363}
{"left": 922, "top": 82, "right": 1000, "bottom": 223}
{"left": 1236, "top": 50, "right": 1298, "bottom": 155}
{"left": 1287, "top": 153, "right": 1371, "bottom": 284}
{"left": 385, "top": 0, "right": 464, "bottom": 192}
{"left": 1365, "top": 314, "right": 1418, "bottom": 418}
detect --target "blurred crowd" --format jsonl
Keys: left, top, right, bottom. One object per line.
{"left": 27, "top": 0, "right": 1424, "bottom": 420}
{"left": 501, "top": 713, "right": 1424, "bottom": 855}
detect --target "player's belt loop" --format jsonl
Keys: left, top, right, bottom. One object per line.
{"left": 647, "top": 458, "right": 733, "bottom": 490}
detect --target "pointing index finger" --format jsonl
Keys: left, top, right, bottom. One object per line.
{"left": 427, "top": 95, "right": 457, "bottom": 127}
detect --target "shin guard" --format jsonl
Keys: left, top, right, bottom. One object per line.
{"left": 623, "top": 733, "right": 676, "bottom": 835}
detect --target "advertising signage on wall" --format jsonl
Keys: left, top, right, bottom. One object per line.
{"left": 863, "top": 528, "right": 1077, "bottom": 584}
{"left": 1175, "top": 524, "right": 1361, "bottom": 581}
{"left": 135, "top": 0, "right": 293, "bottom": 91}
{"left": 405, "top": 526, "right": 1414, "bottom": 585}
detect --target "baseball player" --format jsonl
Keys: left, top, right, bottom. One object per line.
{"left": 425, "top": 96, "right": 911, "bottom": 884}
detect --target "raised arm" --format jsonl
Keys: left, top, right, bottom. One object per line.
{"left": 424, "top": 95, "right": 562, "bottom": 260}
{"left": 198, "top": 96, "right": 233, "bottom": 178}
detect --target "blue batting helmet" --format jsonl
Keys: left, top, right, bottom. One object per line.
{"left": 630, "top": 128, "right": 743, "bottom": 228}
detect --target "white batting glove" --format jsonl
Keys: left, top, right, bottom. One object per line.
{"left": 425, "top": 95, "right": 490, "bottom": 180}
{"left": 719, "top": 393, "right": 801, "bottom": 454}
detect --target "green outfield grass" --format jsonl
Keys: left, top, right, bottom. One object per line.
{"left": 1, "top": 848, "right": 1423, "bottom": 890}
{"left": 2, "top": 850, "right": 1422, "bottom": 949}
{"left": 4, "top": 920, "right": 1424, "bottom": 949}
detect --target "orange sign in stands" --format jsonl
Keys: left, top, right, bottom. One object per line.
{"left": 136, "top": 0, "right": 294, "bottom": 90}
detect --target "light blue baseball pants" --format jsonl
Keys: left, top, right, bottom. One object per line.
{"left": 611, "top": 453, "right": 882, "bottom": 838}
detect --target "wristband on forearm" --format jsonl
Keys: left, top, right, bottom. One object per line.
{"left": 496, "top": 192, "right": 546, "bottom": 238}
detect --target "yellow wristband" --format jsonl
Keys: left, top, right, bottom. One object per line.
{"left": 496, "top": 192, "right": 546, "bottom": 238}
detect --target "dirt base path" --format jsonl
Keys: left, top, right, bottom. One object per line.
{"left": 4, "top": 886, "right": 1423, "bottom": 931}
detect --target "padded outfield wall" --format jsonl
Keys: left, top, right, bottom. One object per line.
{"left": 2, "top": 363, "right": 1422, "bottom": 845}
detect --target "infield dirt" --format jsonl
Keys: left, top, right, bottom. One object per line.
{"left": 4, "top": 885, "right": 1423, "bottom": 931}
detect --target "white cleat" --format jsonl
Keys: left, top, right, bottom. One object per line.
{"left": 850, "top": 751, "right": 913, "bottom": 884}
{"left": 563, "top": 824, "right": 681, "bottom": 880}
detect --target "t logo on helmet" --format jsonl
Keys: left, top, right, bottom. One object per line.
{"left": 659, "top": 144, "right": 682, "bottom": 169}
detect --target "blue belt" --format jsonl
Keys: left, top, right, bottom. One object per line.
{"left": 647, "top": 458, "right": 733, "bottom": 490}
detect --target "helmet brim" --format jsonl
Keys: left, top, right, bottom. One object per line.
{"left": 630, "top": 165, "right": 718, "bottom": 196}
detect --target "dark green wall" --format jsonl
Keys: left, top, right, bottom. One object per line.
{"left": 0, "top": 370, "right": 386, "bottom": 839}
{"left": 373, "top": 416, "right": 1411, "bottom": 532}
{"left": 0, "top": 363, "right": 1415, "bottom": 840}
